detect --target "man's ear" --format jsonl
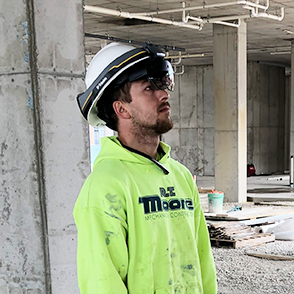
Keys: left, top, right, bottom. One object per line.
{"left": 113, "top": 101, "right": 131, "bottom": 119}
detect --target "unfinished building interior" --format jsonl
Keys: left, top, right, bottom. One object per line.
{"left": 1, "top": 0, "right": 294, "bottom": 293}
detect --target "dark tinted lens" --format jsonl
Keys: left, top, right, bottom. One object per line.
{"left": 149, "top": 74, "right": 174, "bottom": 92}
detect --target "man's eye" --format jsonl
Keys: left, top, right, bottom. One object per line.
{"left": 145, "top": 85, "right": 156, "bottom": 91}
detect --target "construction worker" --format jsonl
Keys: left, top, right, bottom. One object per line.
{"left": 74, "top": 42, "right": 217, "bottom": 294}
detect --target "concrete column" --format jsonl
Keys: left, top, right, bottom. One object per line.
{"left": 213, "top": 20, "right": 247, "bottom": 203}
{"left": 0, "top": 1, "right": 89, "bottom": 293}
{"left": 290, "top": 41, "right": 294, "bottom": 168}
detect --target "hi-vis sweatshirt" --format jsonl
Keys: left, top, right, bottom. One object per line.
{"left": 73, "top": 136, "right": 217, "bottom": 294}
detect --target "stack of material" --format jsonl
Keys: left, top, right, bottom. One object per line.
{"left": 209, "top": 222, "right": 275, "bottom": 248}
{"left": 241, "top": 214, "right": 294, "bottom": 241}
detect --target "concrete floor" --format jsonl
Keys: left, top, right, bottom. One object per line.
{"left": 197, "top": 174, "right": 294, "bottom": 210}
{"left": 202, "top": 175, "right": 294, "bottom": 294}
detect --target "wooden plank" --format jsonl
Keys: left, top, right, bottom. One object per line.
{"left": 254, "top": 202, "right": 294, "bottom": 207}
{"left": 210, "top": 234, "right": 275, "bottom": 248}
{"left": 248, "top": 195, "right": 294, "bottom": 202}
{"left": 210, "top": 238, "right": 235, "bottom": 247}
{"left": 233, "top": 234, "right": 275, "bottom": 248}
{"left": 198, "top": 188, "right": 212, "bottom": 193}
{"left": 240, "top": 213, "right": 294, "bottom": 226}
{"left": 209, "top": 222, "right": 256, "bottom": 239}
{"left": 245, "top": 251, "right": 294, "bottom": 261}
{"left": 205, "top": 207, "right": 294, "bottom": 221}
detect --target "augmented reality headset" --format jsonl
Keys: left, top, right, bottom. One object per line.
{"left": 76, "top": 44, "right": 174, "bottom": 125}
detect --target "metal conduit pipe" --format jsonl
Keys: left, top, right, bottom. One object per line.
{"left": 213, "top": 20, "right": 240, "bottom": 28}
{"left": 131, "top": 0, "right": 279, "bottom": 29}
{"left": 85, "top": 1, "right": 282, "bottom": 33}
{"left": 170, "top": 52, "right": 182, "bottom": 65}
{"left": 204, "top": 14, "right": 250, "bottom": 23}
{"left": 166, "top": 53, "right": 205, "bottom": 59}
{"left": 182, "top": 2, "right": 203, "bottom": 24}
{"left": 132, "top": 0, "right": 269, "bottom": 16}
{"left": 242, "top": 4, "right": 257, "bottom": 16}
{"left": 246, "top": 0, "right": 269, "bottom": 11}
{"left": 184, "top": 1, "right": 282, "bottom": 26}
{"left": 256, "top": 8, "right": 284, "bottom": 21}
{"left": 174, "top": 65, "right": 185, "bottom": 75}
{"left": 242, "top": 4, "right": 284, "bottom": 21}
{"left": 84, "top": 5, "right": 202, "bottom": 30}
{"left": 186, "top": 16, "right": 204, "bottom": 23}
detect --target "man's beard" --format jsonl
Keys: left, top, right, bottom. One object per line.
{"left": 131, "top": 108, "right": 173, "bottom": 136}
{"left": 151, "top": 117, "right": 174, "bottom": 135}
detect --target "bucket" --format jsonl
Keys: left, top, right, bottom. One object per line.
{"left": 208, "top": 190, "right": 224, "bottom": 213}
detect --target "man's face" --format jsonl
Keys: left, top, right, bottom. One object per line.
{"left": 127, "top": 79, "right": 173, "bottom": 136}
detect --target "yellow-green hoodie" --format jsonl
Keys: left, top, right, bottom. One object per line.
{"left": 74, "top": 136, "right": 217, "bottom": 294}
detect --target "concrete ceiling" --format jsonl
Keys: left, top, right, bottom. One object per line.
{"left": 84, "top": 0, "right": 294, "bottom": 67}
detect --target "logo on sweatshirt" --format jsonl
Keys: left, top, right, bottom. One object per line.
{"left": 138, "top": 186, "right": 194, "bottom": 216}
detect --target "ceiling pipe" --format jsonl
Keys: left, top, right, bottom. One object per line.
{"left": 270, "top": 51, "right": 291, "bottom": 55}
{"left": 174, "top": 65, "right": 185, "bottom": 75}
{"left": 242, "top": 3, "right": 284, "bottom": 21}
{"left": 166, "top": 53, "right": 206, "bottom": 59}
{"left": 84, "top": 5, "right": 202, "bottom": 30}
{"left": 85, "top": 1, "right": 283, "bottom": 34}
{"left": 204, "top": 14, "right": 249, "bottom": 23}
{"left": 132, "top": 0, "right": 281, "bottom": 30}
{"left": 186, "top": 1, "right": 283, "bottom": 26}
{"left": 213, "top": 20, "right": 240, "bottom": 28}
{"left": 246, "top": 0, "right": 269, "bottom": 11}
{"left": 170, "top": 52, "right": 182, "bottom": 65}
{"left": 256, "top": 8, "right": 284, "bottom": 21}
{"left": 182, "top": 2, "right": 203, "bottom": 24}
{"left": 84, "top": 33, "right": 186, "bottom": 52}
{"left": 132, "top": 0, "right": 269, "bottom": 16}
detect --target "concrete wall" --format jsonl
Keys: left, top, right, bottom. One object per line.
{"left": 163, "top": 66, "right": 215, "bottom": 176}
{"left": 164, "top": 62, "right": 287, "bottom": 176}
{"left": 0, "top": 1, "right": 88, "bottom": 293}
{"left": 285, "top": 74, "right": 291, "bottom": 171}
{"left": 247, "top": 62, "right": 286, "bottom": 175}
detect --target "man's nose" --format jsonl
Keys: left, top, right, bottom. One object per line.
{"left": 157, "top": 89, "right": 170, "bottom": 102}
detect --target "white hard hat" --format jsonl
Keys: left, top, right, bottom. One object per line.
{"left": 85, "top": 43, "right": 135, "bottom": 88}
{"left": 77, "top": 42, "right": 174, "bottom": 129}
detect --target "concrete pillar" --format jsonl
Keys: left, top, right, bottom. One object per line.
{"left": 0, "top": 1, "right": 89, "bottom": 293}
{"left": 213, "top": 20, "right": 247, "bottom": 203}
{"left": 285, "top": 70, "right": 291, "bottom": 171}
{"left": 290, "top": 41, "right": 294, "bottom": 169}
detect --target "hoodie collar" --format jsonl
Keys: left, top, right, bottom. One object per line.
{"left": 93, "top": 136, "right": 171, "bottom": 174}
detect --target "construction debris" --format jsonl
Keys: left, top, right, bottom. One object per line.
{"left": 226, "top": 205, "right": 242, "bottom": 213}
{"left": 252, "top": 217, "right": 294, "bottom": 241}
{"left": 248, "top": 194, "right": 294, "bottom": 202}
{"left": 209, "top": 222, "right": 254, "bottom": 240}
{"left": 245, "top": 251, "right": 294, "bottom": 261}
{"left": 255, "top": 201, "right": 294, "bottom": 207}
{"left": 208, "top": 222, "right": 275, "bottom": 248}
{"left": 240, "top": 212, "right": 294, "bottom": 226}
{"left": 205, "top": 206, "right": 294, "bottom": 221}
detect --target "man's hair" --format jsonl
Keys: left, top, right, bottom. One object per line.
{"left": 97, "top": 81, "right": 132, "bottom": 131}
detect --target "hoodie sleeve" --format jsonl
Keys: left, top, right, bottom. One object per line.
{"left": 74, "top": 173, "right": 129, "bottom": 294}
{"left": 193, "top": 185, "right": 218, "bottom": 294}
{"left": 196, "top": 210, "right": 218, "bottom": 293}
